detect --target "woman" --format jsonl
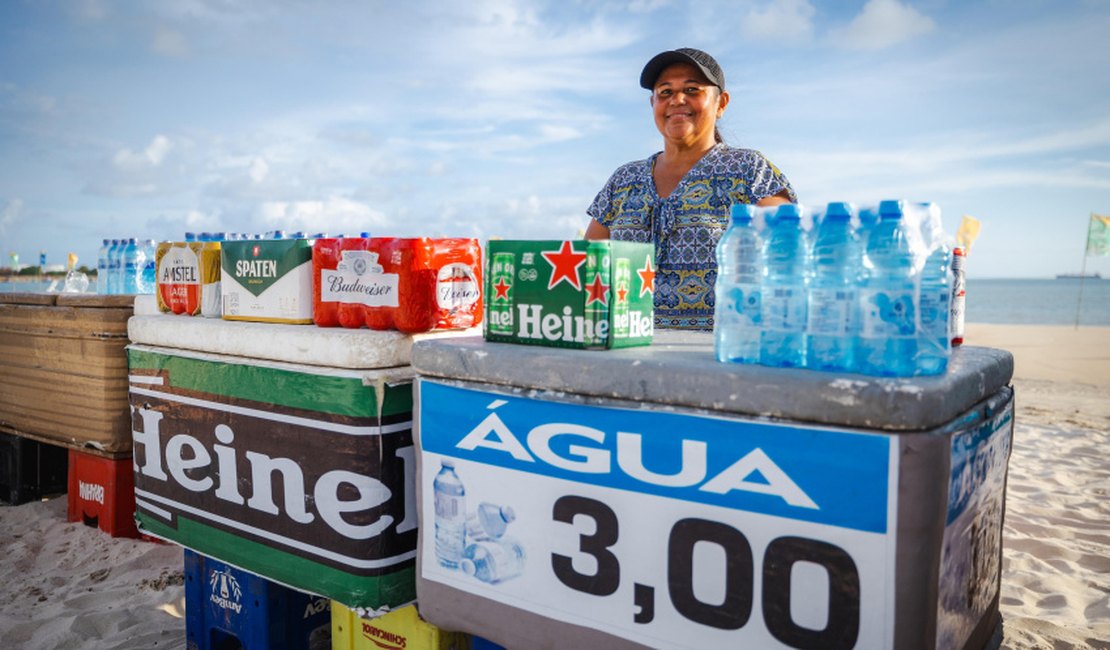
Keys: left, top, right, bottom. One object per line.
{"left": 585, "top": 48, "right": 796, "bottom": 330}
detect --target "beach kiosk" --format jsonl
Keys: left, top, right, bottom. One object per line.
{"left": 411, "top": 331, "right": 1014, "bottom": 650}
{"left": 125, "top": 295, "right": 446, "bottom": 612}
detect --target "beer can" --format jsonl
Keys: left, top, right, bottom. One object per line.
{"left": 584, "top": 242, "right": 611, "bottom": 347}
{"left": 489, "top": 251, "right": 515, "bottom": 335}
{"left": 950, "top": 247, "right": 966, "bottom": 346}
{"left": 613, "top": 257, "right": 631, "bottom": 339}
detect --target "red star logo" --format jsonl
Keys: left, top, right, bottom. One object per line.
{"left": 541, "top": 241, "right": 587, "bottom": 290}
{"left": 637, "top": 258, "right": 656, "bottom": 297}
{"left": 493, "top": 277, "right": 511, "bottom": 300}
{"left": 617, "top": 285, "right": 628, "bottom": 303}
{"left": 586, "top": 273, "right": 609, "bottom": 306}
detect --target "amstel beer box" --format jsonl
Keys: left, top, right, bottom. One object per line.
{"left": 410, "top": 333, "right": 1015, "bottom": 650}
{"left": 484, "top": 240, "right": 654, "bottom": 350}
{"left": 128, "top": 345, "right": 417, "bottom": 610}
{"left": 222, "top": 239, "right": 313, "bottom": 324}
{"left": 156, "top": 241, "right": 221, "bottom": 317}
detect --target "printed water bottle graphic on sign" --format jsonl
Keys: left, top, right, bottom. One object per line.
{"left": 461, "top": 537, "right": 527, "bottom": 585}
{"left": 433, "top": 460, "right": 467, "bottom": 569}
{"left": 466, "top": 502, "right": 516, "bottom": 541}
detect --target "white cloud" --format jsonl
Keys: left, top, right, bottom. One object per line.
{"left": 113, "top": 135, "right": 173, "bottom": 169}
{"left": 249, "top": 157, "right": 269, "bottom": 183}
{"left": 741, "top": 0, "right": 816, "bottom": 42}
{"left": 257, "top": 197, "right": 391, "bottom": 236}
{"left": 152, "top": 27, "right": 189, "bottom": 58}
{"left": 829, "top": 0, "right": 935, "bottom": 50}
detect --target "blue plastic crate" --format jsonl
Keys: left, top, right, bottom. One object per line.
{"left": 471, "top": 636, "right": 507, "bottom": 650}
{"left": 184, "top": 549, "right": 331, "bottom": 650}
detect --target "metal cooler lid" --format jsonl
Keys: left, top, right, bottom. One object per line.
{"left": 411, "top": 330, "right": 1014, "bottom": 432}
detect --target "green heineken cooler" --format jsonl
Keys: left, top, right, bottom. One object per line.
{"left": 126, "top": 296, "right": 448, "bottom": 612}
{"left": 410, "top": 331, "right": 1014, "bottom": 649}
{"left": 485, "top": 240, "right": 654, "bottom": 349}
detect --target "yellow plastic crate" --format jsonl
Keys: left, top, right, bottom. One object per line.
{"left": 332, "top": 602, "right": 470, "bottom": 650}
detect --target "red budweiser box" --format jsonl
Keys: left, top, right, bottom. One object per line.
{"left": 314, "top": 237, "right": 483, "bottom": 334}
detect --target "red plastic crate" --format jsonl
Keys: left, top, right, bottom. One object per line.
{"left": 67, "top": 449, "right": 139, "bottom": 538}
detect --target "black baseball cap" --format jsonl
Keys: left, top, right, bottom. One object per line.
{"left": 639, "top": 48, "right": 725, "bottom": 90}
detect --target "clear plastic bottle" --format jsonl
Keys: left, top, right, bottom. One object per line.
{"left": 806, "top": 202, "right": 861, "bottom": 372}
{"left": 107, "top": 238, "right": 124, "bottom": 295}
{"left": 96, "top": 239, "right": 111, "bottom": 294}
{"left": 859, "top": 200, "right": 917, "bottom": 376}
{"left": 714, "top": 204, "right": 764, "bottom": 364}
{"left": 433, "top": 460, "right": 466, "bottom": 569}
{"left": 466, "top": 502, "right": 516, "bottom": 541}
{"left": 139, "top": 239, "right": 158, "bottom": 294}
{"left": 760, "top": 203, "right": 808, "bottom": 368}
{"left": 917, "top": 204, "right": 950, "bottom": 375}
{"left": 121, "top": 238, "right": 143, "bottom": 294}
{"left": 460, "top": 538, "right": 526, "bottom": 584}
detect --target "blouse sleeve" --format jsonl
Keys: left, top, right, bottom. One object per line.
{"left": 587, "top": 170, "right": 620, "bottom": 228}
{"left": 748, "top": 151, "right": 798, "bottom": 203}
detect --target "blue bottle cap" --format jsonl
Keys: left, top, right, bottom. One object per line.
{"left": 825, "top": 202, "right": 852, "bottom": 220}
{"left": 730, "top": 204, "right": 755, "bottom": 223}
{"left": 878, "top": 200, "right": 904, "bottom": 219}
{"left": 359, "top": 231, "right": 371, "bottom": 238}
{"left": 775, "top": 203, "right": 801, "bottom": 220}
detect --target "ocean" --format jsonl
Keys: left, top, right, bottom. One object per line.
{"left": 1, "top": 278, "right": 1108, "bottom": 326}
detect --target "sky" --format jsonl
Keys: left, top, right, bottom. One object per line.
{"left": 1, "top": 0, "right": 1109, "bottom": 279}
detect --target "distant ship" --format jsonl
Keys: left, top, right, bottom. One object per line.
{"left": 1055, "top": 271, "right": 1102, "bottom": 279}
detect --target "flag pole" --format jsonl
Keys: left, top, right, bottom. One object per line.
{"left": 1074, "top": 214, "right": 1093, "bottom": 330}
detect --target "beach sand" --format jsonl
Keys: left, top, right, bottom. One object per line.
{"left": 0, "top": 324, "right": 1107, "bottom": 649}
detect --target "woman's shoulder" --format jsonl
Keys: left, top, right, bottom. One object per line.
{"left": 711, "top": 144, "right": 775, "bottom": 166}
{"left": 601, "top": 154, "right": 656, "bottom": 187}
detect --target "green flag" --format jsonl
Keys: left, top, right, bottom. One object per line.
{"left": 1088, "top": 214, "right": 1110, "bottom": 257}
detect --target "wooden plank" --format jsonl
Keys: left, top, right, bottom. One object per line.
{"left": 0, "top": 292, "right": 57, "bottom": 306}
{"left": 0, "top": 424, "right": 131, "bottom": 460}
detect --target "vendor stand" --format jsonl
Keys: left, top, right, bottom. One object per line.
{"left": 411, "top": 331, "right": 1013, "bottom": 650}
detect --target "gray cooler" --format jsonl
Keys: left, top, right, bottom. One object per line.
{"left": 411, "top": 330, "right": 1013, "bottom": 650}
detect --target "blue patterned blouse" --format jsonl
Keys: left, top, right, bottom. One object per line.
{"left": 588, "top": 144, "right": 796, "bottom": 330}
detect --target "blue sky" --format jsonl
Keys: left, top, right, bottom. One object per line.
{"left": 1, "top": 0, "right": 1108, "bottom": 278}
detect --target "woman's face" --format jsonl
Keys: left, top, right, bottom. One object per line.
{"left": 650, "top": 63, "right": 728, "bottom": 148}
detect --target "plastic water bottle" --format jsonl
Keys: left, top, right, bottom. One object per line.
{"left": 107, "top": 239, "right": 124, "bottom": 295}
{"left": 460, "top": 538, "right": 526, "bottom": 584}
{"left": 121, "top": 238, "right": 143, "bottom": 294}
{"left": 140, "top": 240, "right": 158, "bottom": 294}
{"left": 760, "top": 203, "right": 808, "bottom": 367}
{"left": 715, "top": 204, "right": 764, "bottom": 364}
{"left": 806, "top": 202, "right": 862, "bottom": 372}
{"left": 859, "top": 200, "right": 917, "bottom": 376}
{"left": 466, "top": 502, "right": 516, "bottom": 541}
{"left": 96, "top": 239, "right": 111, "bottom": 294}
{"left": 917, "top": 239, "right": 951, "bottom": 375}
{"left": 433, "top": 460, "right": 466, "bottom": 569}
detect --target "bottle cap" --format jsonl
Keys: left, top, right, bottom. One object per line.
{"left": 825, "top": 202, "right": 852, "bottom": 220}
{"left": 441, "top": 459, "right": 456, "bottom": 469}
{"left": 501, "top": 505, "right": 517, "bottom": 523}
{"left": 775, "top": 203, "right": 801, "bottom": 220}
{"left": 460, "top": 559, "right": 476, "bottom": 576}
{"left": 878, "top": 200, "right": 904, "bottom": 219}
{"left": 729, "top": 204, "right": 755, "bottom": 223}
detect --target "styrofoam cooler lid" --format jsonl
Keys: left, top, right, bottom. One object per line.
{"left": 411, "top": 330, "right": 1014, "bottom": 431}
{"left": 128, "top": 295, "right": 480, "bottom": 370}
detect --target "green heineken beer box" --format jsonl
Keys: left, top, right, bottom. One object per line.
{"left": 127, "top": 345, "right": 417, "bottom": 611}
{"left": 484, "top": 240, "right": 655, "bottom": 350}
{"left": 222, "top": 239, "right": 313, "bottom": 324}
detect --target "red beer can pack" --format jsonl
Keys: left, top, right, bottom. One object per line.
{"left": 313, "top": 236, "right": 483, "bottom": 334}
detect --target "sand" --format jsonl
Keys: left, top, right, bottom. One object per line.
{"left": 0, "top": 323, "right": 1107, "bottom": 649}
